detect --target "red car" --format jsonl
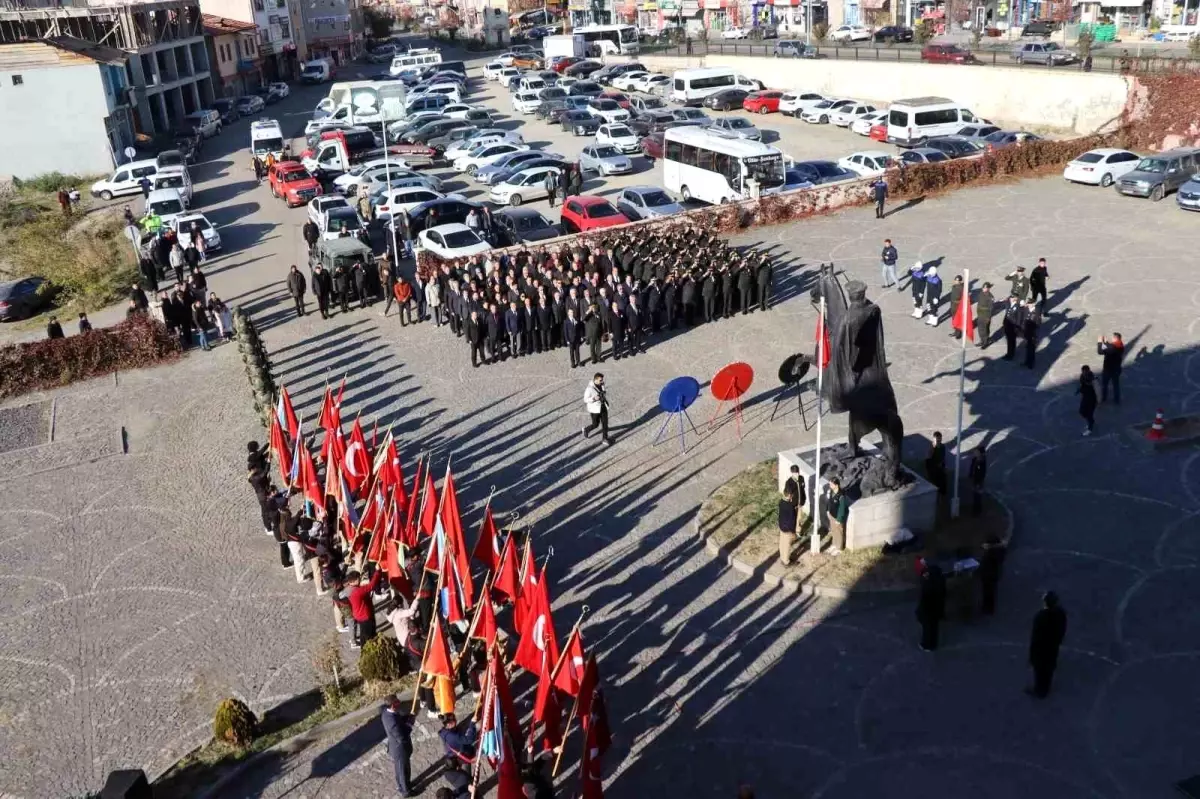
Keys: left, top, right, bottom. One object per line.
{"left": 552, "top": 56, "right": 583, "bottom": 73}
{"left": 869, "top": 123, "right": 888, "bottom": 142}
{"left": 600, "top": 89, "right": 632, "bottom": 110}
{"left": 742, "top": 91, "right": 784, "bottom": 115}
{"left": 560, "top": 195, "right": 629, "bottom": 233}
{"left": 268, "top": 161, "right": 322, "bottom": 207}
{"left": 640, "top": 133, "right": 664, "bottom": 160}
{"left": 920, "top": 44, "right": 980, "bottom": 64}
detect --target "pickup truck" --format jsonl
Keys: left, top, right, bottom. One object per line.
{"left": 305, "top": 134, "right": 440, "bottom": 175}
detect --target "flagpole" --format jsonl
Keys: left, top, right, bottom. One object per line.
{"left": 468, "top": 643, "right": 499, "bottom": 796}
{"left": 548, "top": 605, "right": 588, "bottom": 686}
{"left": 547, "top": 604, "right": 589, "bottom": 776}
{"left": 811, "top": 295, "right": 826, "bottom": 555}
{"left": 410, "top": 458, "right": 453, "bottom": 714}
{"left": 951, "top": 268, "right": 969, "bottom": 519}
{"left": 454, "top": 573, "right": 493, "bottom": 671}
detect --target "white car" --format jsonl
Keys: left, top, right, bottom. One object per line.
{"left": 721, "top": 26, "right": 750, "bottom": 39}
{"left": 320, "top": 206, "right": 363, "bottom": 240}
{"left": 779, "top": 91, "right": 827, "bottom": 117}
{"left": 171, "top": 212, "right": 222, "bottom": 252}
{"left": 611, "top": 71, "right": 648, "bottom": 91}
{"left": 308, "top": 194, "right": 351, "bottom": 228}
{"left": 595, "top": 123, "right": 641, "bottom": 154}
{"left": 838, "top": 151, "right": 895, "bottom": 177}
{"left": 444, "top": 130, "right": 524, "bottom": 160}
{"left": 442, "top": 103, "right": 479, "bottom": 119}
{"left": 1063, "top": 148, "right": 1142, "bottom": 187}
{"left": 417, "top": 223, "right": 492, "bottom": 258}
{"left": 851, "top": 110, "right": 888, "bottom": 136}
{"left": 830, "top": 103, "right": 876, "bottom": 128}
{"left": 498, "top": 68, "right": 523, "bottom": 88}
{"left": 268, "top": 81, "right": 290, "bottom": 99}
{"left": 483, "top": 61, "right": 505, "bottom": 80}
{"left": 496, "top": 52, "right": 519, "bottom": 67}
{"left": 830, "top": 24, "right": 871, "bottom": 42}
{"left": 512, "top": 91, "right": 543, "bottom": 114}
{"left": 587, "top": 98, "right": 630, "bottom": 123}
{"left": 373, "top": 186, "right": 445, "bottom": 220}
{"left": 633, "top": 74, "right": 671, "bottom": 93}
{"left": 800, "top": 99, "right": 853, "bottom": 124}
{"left": 407, "top": 84, "right": 463, "bottom": 106}
{"left": 488, "top": 165, "right": 563, "bottom": 206}
{"left": 453, "top": 141, "right": 531, "bottom": 176}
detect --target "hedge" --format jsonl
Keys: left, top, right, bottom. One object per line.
{"left": 0, "top": 315, "right": 181, "bottom": 399}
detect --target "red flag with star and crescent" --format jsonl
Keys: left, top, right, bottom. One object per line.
{"left": 421, "top": 615, "right": 454, "bottom": 679}
{"left": 514, "top": 564, "right": 559, "bottom": 674}
{"left": 532, "top": 643, "right": 563, "bottom": 753}
{"left": 472, "top": 506, "right": 501, "bottom": 572}
{"left": 344, "top": 420, "right": 371, "bottom": 496}
{"left": 493, "top": 534, "right": 520, "bottom": 604}
{"left": 577, "top": 655, "right": 612, "bottom": 758}
{"left": 514, "top": 539, "right": 538, "bottom": 633}
{"left": 553, "top": 627, "right": 587, "bottom": 698}
{"left": 952, "top": 287, "right": 975, "bottom": 342}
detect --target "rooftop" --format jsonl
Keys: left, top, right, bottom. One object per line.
{"left": 0, "top": 34, "right": 124, "bottom": 69}
{"left": 202, "top": 13, "right": 256, "bottom": 36}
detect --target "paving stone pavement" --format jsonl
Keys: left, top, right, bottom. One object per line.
{"left": 3, "top": 86, "right": 1200, "bottom": 797}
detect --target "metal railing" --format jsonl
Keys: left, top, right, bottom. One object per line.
{"left": 638, "top": 40, "right": 1200, "bottom": 74}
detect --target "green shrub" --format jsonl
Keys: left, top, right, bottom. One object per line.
{"left": 11, "top": 172, "right": 88, "bottom": 194}
{"left": 358, "top": 636, "right": 407, "bottom": 683}
{"left": 213, "top": 698, "right": 257, "bottom": 747}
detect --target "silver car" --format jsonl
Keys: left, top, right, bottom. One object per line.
{"left": 709, "top": 116, "right": 762, "bottom": 141}
{"left": 579, "top": 144, "right": 633, "bottom": 176}
{"left": 475, "top": 150, "right": 566, "bottom": 185}
{"left": 615, "top": 186, "right": 684, "bottom": 220}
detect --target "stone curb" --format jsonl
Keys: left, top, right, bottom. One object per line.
{"left": 192, "top": 688, "right": 413, "bottom": 799}
{"left": 693, "top": 463, "right": 1016, "bottom": 600}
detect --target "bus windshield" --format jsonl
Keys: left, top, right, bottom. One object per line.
{"left": 745, "top": 154, "right": 786, "bottom": 188}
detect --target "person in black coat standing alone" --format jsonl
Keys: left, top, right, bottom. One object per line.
{"left": 466, "top": 310, "right": 486, "bottom": 367}
{"left": 975, "top": 282, "right": 995, "bottom": 348}
{"left": 584, "top": 306, "right": 602, "bottom": 365}
{"left": 287, "top": 265, "right": 307, "bottom": 317}
{"left": 1027, "top": 591, "right": 1067, "bottom": 698}
{"left": 563, "top": 308, "right": 583, "bottom": 368}
{"left": 917, "top": 563, "right": 946, "bottom": 651}
{"left": 380, "top": 696, "right": 415, "bottom": 797}
{"left": 1097, "top": 333, "right": 1125, "bottom": 404}
{"left": 303, "top": 220, "right": 320, "bottom": 255}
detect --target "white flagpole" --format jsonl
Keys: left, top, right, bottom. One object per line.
{"left": 811, "top": 295, "right": 825, "bottom": 554}
{"left": 951, "top": 268, "right": 969, "bottom": 518}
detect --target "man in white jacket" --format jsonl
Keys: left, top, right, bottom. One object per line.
{"left": 583, "top": 372, "right": 613, "bottom": 446}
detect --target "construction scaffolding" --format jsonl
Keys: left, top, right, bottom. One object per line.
{"left": 0, "top": 0, "right": 205, "bottom": 51}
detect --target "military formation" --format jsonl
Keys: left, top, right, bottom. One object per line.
{"left": 408, "top": 225, "right": 775, "bottom": 368}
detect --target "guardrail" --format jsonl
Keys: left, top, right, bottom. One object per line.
{"left": 638, "top": 40, "right": 1200, "bottom": 74}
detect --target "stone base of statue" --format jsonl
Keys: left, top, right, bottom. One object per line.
{"left": 778, "top": 439, "right": 937, "bottom": 551}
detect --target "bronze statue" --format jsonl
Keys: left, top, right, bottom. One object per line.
{"left": 812, "top": 265, "right": 907, "bottom": 494}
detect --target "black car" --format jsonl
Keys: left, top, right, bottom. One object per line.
{"left": 789, "top": 160, "right": 858, "bottom": 185}
{"left": 561, "top": 109, "right": 601, "bottom": 135}
{"left": 923, "top": 136, "right": 985, "bottom": 159}
{"left": 211, "top": 99, "right": 239, "bottom": 125}
{"left": 594, "top": 62, "right": 646, "bottom": 85}
{"left": 538, "top": 99, "right": 568, "bottom": 120}
{"left": 402, "top": 197, "right": 484, "bottom": 236}
{"left": 568, "top": 80, "right": 603, "bottom": 98}
{"left": 628, "top": 110, "right": 679, "bottom": 136}
{"left": 493, "top": 207, "right": 560, "bottom": 245}
{"left": 704, "top": 89, "right": 750, "bottom": 112}
{"left": 0, "top": 277, "right": 50, "bottom": 321}
{"left": 1021, "top": 19, "right": 1056, "bottom": 36}
{"left": 564, "top": 60, "right": 603, "bottom": 77}
{"left": 404, "top": 119, "right": 475, "bottom": 144}
{"left": 548, "top": 98, "right": 591, "bottom": 123}
{"left": 254, "top": 86, "right": 279, "bottom": 105}
{"left": 873, "top": 25, "right": 914, "bottom": 42}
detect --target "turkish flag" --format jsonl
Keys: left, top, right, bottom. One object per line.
{"left": 815, "top": 312, "right": 832, "bottom": 369}
{"left": 419, "top": 468, "right": 439, "bottom": 539}
{"left": 578, "top": 655, "right": 611, "bottom": 758}
{"left": 344, "top": 420, "right": 371, "bottom": 495}
{"left": 439, "top": 471, "right": 474, "bottom": 610}
{"left": 553, "top": 627, "right": 587, "bottom": 697}
{"left": 297, "top": 439, "right": 323, "bottom": 509}
{"left": 513, "top": 565, "right": 559, "bottom": 674}
{"left": 469, "top": 590, "right": 499, "bottom": 648}
{"left": 496, "top": 732, "right": 525, "bottom": 799}
{"left": 277, "top": 386, "right": 300, "bottom": 443}
{"left": 317, "top": 381, "right": 344, "bottom": 463}
{"left": 532, "top": 647, "right": 563, "bottom": 753}
{"left": 493, "top": 534, "right": 520, "bottom": 604}
{"left": 422, "top": 615, "right": 454, "bottom": 679}
{"left": 578, "top": 718, "right": 606, "bottom": 799}
{"left": 514, "top": 540, "right": 538, "bottom": 633}
{"left": 404, "top": 458, "right": 424, "bottom": 542}
{"left": 952, "top": 290, "right": 975, "bottom": 342}
{"left": 268, "top": 416, "right": 291, "bottom": 485}
{"left": 472, "top": 506, "right": 500, "bottom": 571}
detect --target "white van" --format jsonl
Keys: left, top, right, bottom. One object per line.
{"left": 300, "top": 58, "right": 334, "bottom": 84}
{"left": 145, "top": 188, "right": 187, "bottom": 227}
{"left": 152, "top": 166, "right": 193, "bottom": 207}
{"left": 389, "top": 49, "right": 442, "bottom": 76}
{"left": 671, "top": 67, "right": 760, "bottom": 106}
{"left": 886, "top": 97, "right": 983, "bottom": 147}
{"left": 90, "top": 158, "right": 158, "bottom": 200}
{"left": 250, "top": 119, "right": 287, "bottom": 159}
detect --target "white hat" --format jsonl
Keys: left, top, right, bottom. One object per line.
{"left": 926, "top": 266, "right": 938, "bottom": 277}
{"left": 912, "top": 260, "right": 923, "bottom": 271}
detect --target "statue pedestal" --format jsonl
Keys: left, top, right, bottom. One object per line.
{"left": 778, "top": 439, "right": 938, "bottom": 551}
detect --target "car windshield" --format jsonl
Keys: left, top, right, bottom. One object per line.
{"left": 517, "top": 214, "right": 550, "bottom": 231}
{"left": 593, "top": 146, "right": 620, "bottom": 158}
{"left": 444, "top": 229, "right": 482, "bottom": 247}
{"left": 329, "top": 212, "right": 362, "bottom": 231}
{"left": 180, "top": 218, "right": 211, "bottom": 232}
{"left": 253, "top": 137, "right": 284, "bottom": 154}
{"left": 283, "top": 170, "right": 312, "bottom": 182}
{"left": 640, "top": 97, "right": 666, "bottom": 109}
{"left": 587, "top": 202, "right": 619, "bottom": 218}
{"left": 1134, "top": 158, "right": 1167, "bottom": 173}
{"left": 595, "top": 101, "right": 618, "bottom": 111}
{"left": 150, "top": 199, "right": 183, "bottom": 216}
{"left": 542, "top": 88, "right": 566, "bottom": 99}
{"left": 727, "top": 119, "right": 751, "bottom": 129}
{"left": 157, "top": 175, "right": 186, "bottom": 188}
{"left": 640, "top": 190, "right": 673, "bottom": 207}
{"left": 608, "top": 126, "right": 633, "bottom": 137}
{"left": 1075, "top": 152, "right": 1104, "bottom": 163}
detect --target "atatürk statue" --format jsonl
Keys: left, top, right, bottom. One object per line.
{"left": 812, "top": 265, "right": 907, "bottom": 494}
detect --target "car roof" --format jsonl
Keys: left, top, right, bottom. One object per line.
{"left": 321, "top": 238, "right": 372, "bottom": 256}
{"left": 573, "top": 195, "right": 613, "bottom": 206}
{"left": 173, "top": 212, "right": 209, "bottom": 224}
{"left": 851, "top": 150, "right": 893, "bottom": 158}
{"left": 496, "top": 207, "right": 546, "bottom": 221}
{"left": 147, "top": 188, "right": 182, "bottom": 201}
{"left": 427, "top": 222, "right": 473, "bottom": 235}
{"left": 623, "top": 185, "right": 664, "bottom": 195}
{"left": 1083, "top": 147, "right": 1131, "bottom": 155}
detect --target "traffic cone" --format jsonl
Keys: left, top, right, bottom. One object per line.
{"left": 1146, "top": 409, "right": 1166, "bottom": 441}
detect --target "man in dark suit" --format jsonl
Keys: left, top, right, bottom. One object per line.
{"left": 626, "top": 296, "right": 644, "bottom": 356}
{"left": 486, "top": 302, "right": 504, "bottom": 362}
{"left": 505, "top": 300, "right": 523, "bottom": 357}
{"left": 563, "top": 308, "right": 583, "bottom": 368}
{"left": 380, "top": 696, "right": 415, "bottom": 797}
{"left": 536, "top": 297, "right": 554, "bottom": 353}
{"left": 466, "top": 310, "right": 487, "bottom": 367}
{"left": 584, "top": 306, "right": 602, "bottom": 365}
{"left": 609, "top": 303, "right": 626, "bottom": 361}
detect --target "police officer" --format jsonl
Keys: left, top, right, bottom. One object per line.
{"left": 975, "top": 282, "right": 995, "bottom": 348}
{"left": 1002, "top": 295, "right": 1024, "bottom": 361}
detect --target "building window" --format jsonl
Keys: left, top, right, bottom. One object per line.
{"left": 11, "top": 74, "right": 23, "bottom": 85}
{"left": 253, "top": 0, "right": 264, "bottom": 9}
{"left": 279, "top": 21, "right": 290, "bottom": 37}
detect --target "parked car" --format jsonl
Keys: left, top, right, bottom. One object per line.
{"left": 1115, "top": 148, "right": 1200, "bottom": 200}
{"left": 773, "top": 40, "right": 821, "bottom": 58}
{"left": 475, "top": 149, "right": 565, "bottom": 185}
{"left": 632, "top": 73, "right": 671, "bottom": 93}
{"left": 211, "top": 98, "right": 239, "bottom": 125}
{"left": 851, "top": 110, "right": 888, "bottom": 136}
{"left": 955, "top": 123, "right": 1002, "bottom": 142}
{"left": 709, "top": 116, "right": 762, "bottom": 141}
{"left": 268, "top": 82, "right": 290, "bottom": 100}
{"left": 561, "top": 109, "right": 603, "bottom": 135}
{"left": 454, "top": 141, "right": 531, "bottom": 176}
{"left": 599, "top": 90, "right": 633, "bottom": 110}
{"left": 1012, "top": 42, "right": 1077, "bottom": 65}
{"left": 512, "top": 91, "right": 543, "bottom": 114}
{"left": 587, "top": 98, "right": 630, "bottom": 123}
{"left": 800, "top": 99, "right": 852, "bottom": 124}
{"left": 829, "top": 25, "right": 870, "bottom": 42}
{"left": 898, "top": 147, "right": 950, "bottom": 164}
{"left": 492, "top": 207, "right": 560, "bottom": 244}
{"left": 579, "top": 144, "right": 633, "bottom": 176}
{"left": 560, "top": 195, "right": 629, "bottom": 233}
{"left": 570, "top": 81, "right": 605, "bottom": 99}
{"left": 838, "top": 151, "right": 894, "bottom": 177}
{"left": 308, "top": 194, "right": 350, "bottom": 228}
{"left": 552, "top": 56, "right": 584, "bottom": 73}
{"left": 615, "top": 186, "right": 684, "bottom": 220}
{"left": 611, "top": 71, "right": 649, "bottom": 91}
{"left": 743, "top": 91, "right": 784, "bottom": 114}
{"left": 488, "top": 165, "right": 564, "bottom": 206}
{"left": 320, "top": 206, "right": 363, "bottom": 239}
{"left": 564, "top": 60, "right": 603, "bottom": 77}
{"left": 788, "top": 160, "right": 858, "bottom": 185}
{"left": 704, "top": 89, "right": 750, "bottom": 112}
{"left": 779, "top": 91, "right": 827, "bottom": 116}
{"left": 921, "top": 44, "right": 981, "bottom": 64}
{"left": 1062, "top": 148, "right": 1141, "bottom": 187}
{"left": 630, "top": 94, "right": 668, "bottom": 115}
{"left": 670, "top": 108, "right": 710, "bottom": 124}
{"left": 236, "top": 94, "right": 265, "bottom": 115}
{"left": 1021, "top": 19, "right": 1057, "bottom": 36}
{"left": 830, "top": 102, "right": 876, "bottom": 127}
{"left": 922, "top": 136, "right": 985, "bottom": 159}
{"left": 416, "top": 222, "right": 492, "bottom": 258}
{"left": 782, "top": 168, "right": 816, "bottom": 191}
{"left": 640, "top": 132, "right": 665, "bottom": 159}
{"left": 0, "top": 277, "right": 50, "bottom": 321}
{"left": 873, "top": 25, "right": 913, "bottom": 42}
{"left": 483, "top": 61, "right": 506, "bottom": 80}
{"left": 721, "top": 26, "right": 750, "bottom": 39}
{"left": 982, "top": 130, "right": 1042, "bottom": 150}
{"left": 596, "top": 123, "right": 642, "bottom": 154}
{"left": 628, "top": 110, "right": 677, "bottom": 136}
{"left": 171, "top": 212, "right": 222, "bottom": 252}
{"left": 1176, "top": 174, "right": 1200, "bottom": 211}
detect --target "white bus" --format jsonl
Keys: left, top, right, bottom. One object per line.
{"left": 670, "top": 67, "right": 761, "bottom": 105}
{"left": 574, "top": 24, "right": 640, "bottom": 55}
{"left": 389, "top": 48, "right": 442, "bottom": 76}
{"left": 662, "top": 126, "right": 786, "bottom": 205}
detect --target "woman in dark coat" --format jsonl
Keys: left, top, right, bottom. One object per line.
{"left": 916, "top": 563, "right": 946, "bottom": 651}
{"left": 1077, "top": 365, "right": 1098, "bottom": 436}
